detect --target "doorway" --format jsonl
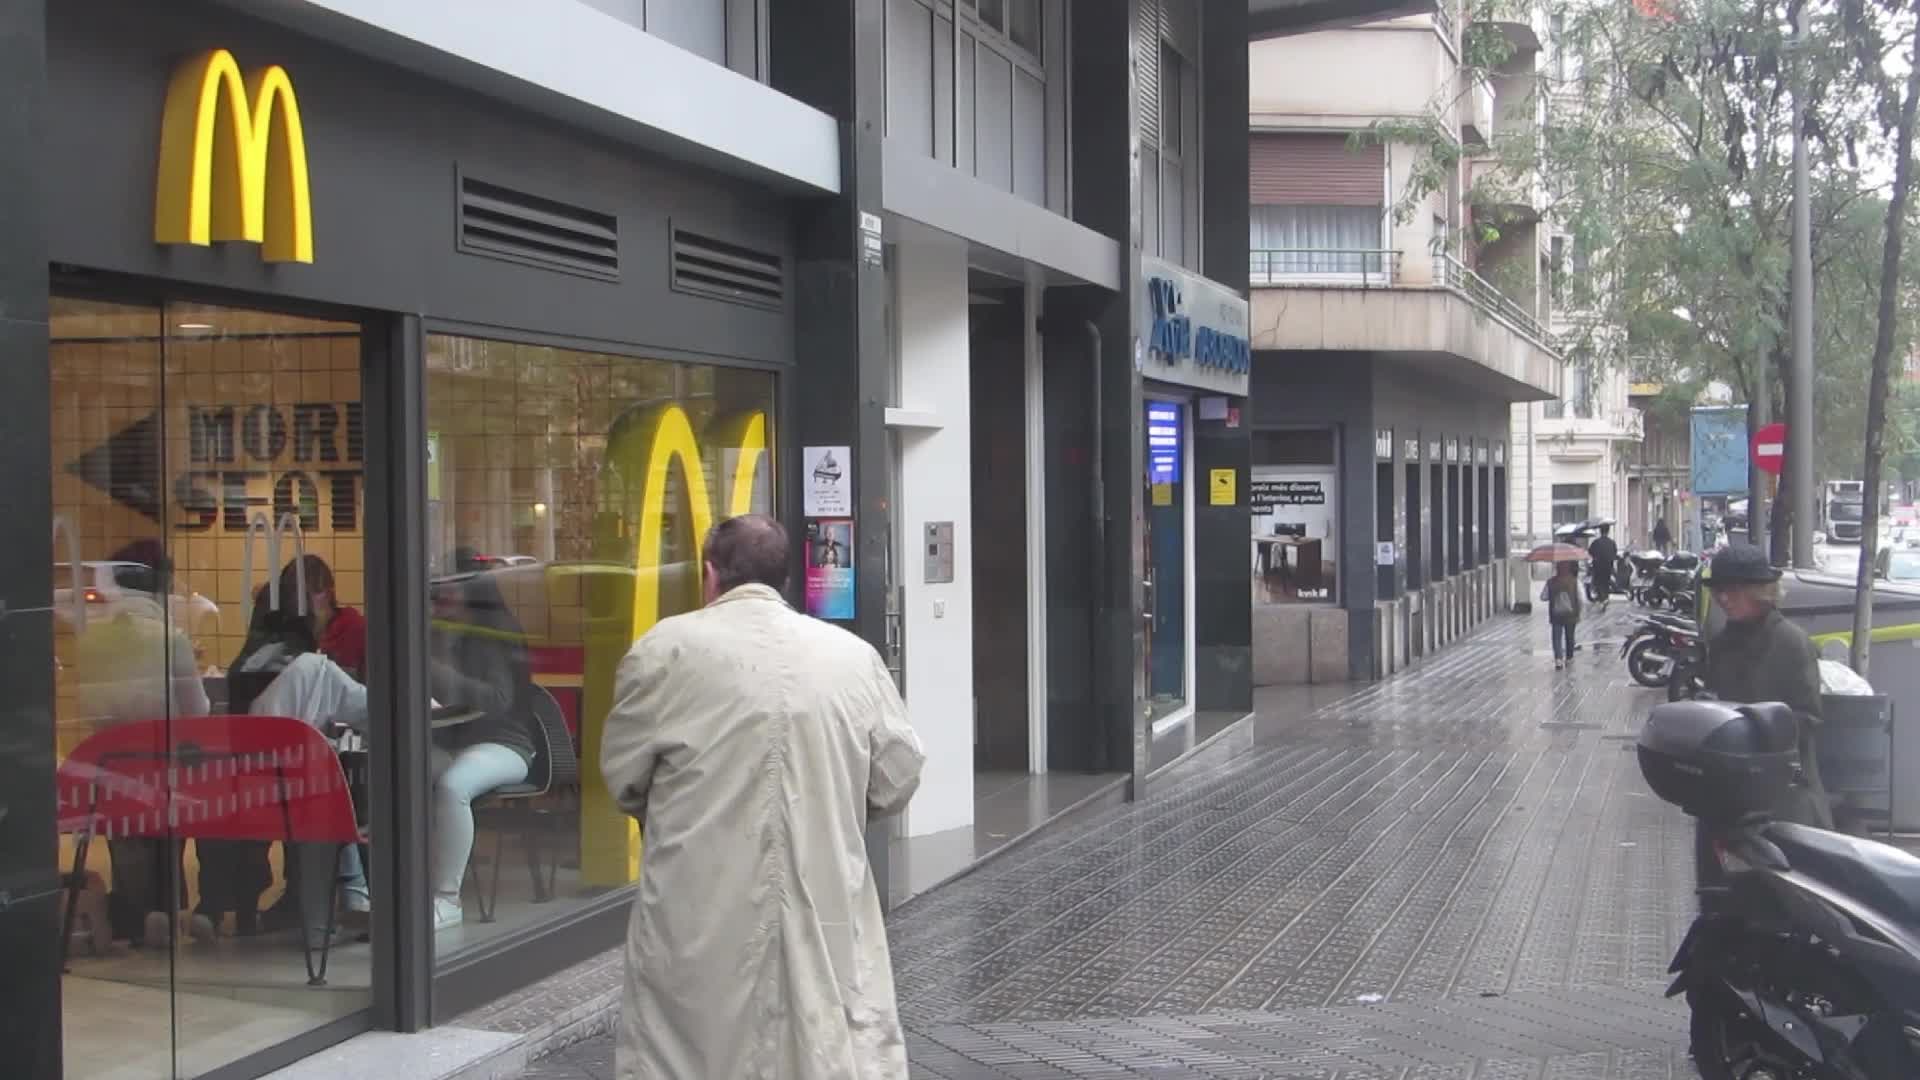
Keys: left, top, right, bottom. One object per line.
{"left": 1405, "top": 463, "right": 1424, "bottom": 590}
{"left": 1447, "top": 464, "right": 1462, "bottom": 575}
{"left": 47, "top": 294, "right": 375, "bottom": 1080}
{"left": 1143, "top": 395, "right": 1192, "bottom": 727}
{"left": 969, "top": 280, "right": 1030, "bottom": 771}
{"left": 1375, "top": 462, "right": 1394, "bottom": 597}
{"left": 1429, "top": 463, "right": 1445, "bottom": 584}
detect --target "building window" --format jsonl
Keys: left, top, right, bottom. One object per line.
{"left": 1250, "top": 205, "right": 1386, "bottom": 279}
{"left": 1252, "top": 429, "right": 1339, "bottom": 605}
{"left": 1552, "top": 483, "right": 1592, "bottom": 527}
{"left": 424, "top": 334, "right": 775, "bottom": 964}
{"left": 974, "top": 0, "right": 1040, "bottom": 57}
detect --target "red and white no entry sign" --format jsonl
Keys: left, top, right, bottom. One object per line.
{"left": 1752, "top": 422, "right": 1786, "bottom": 476}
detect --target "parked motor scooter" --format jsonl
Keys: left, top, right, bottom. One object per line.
{"left": 1620, "top": 611, "right": 1704, "bottom": 688}
{"left": 1627, "top": 550, "right": 1667, "bottom": 605}
{"left": 1639, "top": 700, "right": 1920, "bottom": 1078}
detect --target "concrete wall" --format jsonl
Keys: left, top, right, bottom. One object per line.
{"left": 894, "top": 227, "right": 975, "bottom": 837}
{"left": 1248, "top": 23, "right": 1451, "bottom": 128}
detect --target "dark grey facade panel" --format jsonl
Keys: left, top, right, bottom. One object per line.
{"left": 1013, "top": 68, "right": 1047, "bottom": 203}
{"left": 881, "top": 0, "right": 1058, "bottom": 211}
{"left": 643, "top": 0, "right": 729, "bottom": 64}
{"left": 886, "top": 0, "right": 937, "bottom": 153}
{"left": 45, "top": 0, "right": 794, "bottom": 366}
{"left": 975, "top": 47, "right": 1016, "bottom": 192}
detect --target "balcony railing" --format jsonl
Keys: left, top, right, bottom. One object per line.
{"left": 1432, "top": 252, "right": 1549, "bottom": 341}
{"left": 1250, "top": 248, "right": 1400, "bottom": 287}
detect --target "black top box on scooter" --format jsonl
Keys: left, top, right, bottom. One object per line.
{"left": 1637, "top": 700, "right": 1798, "bottom": 820}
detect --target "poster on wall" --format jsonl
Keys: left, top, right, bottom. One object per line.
{"left": 1250, "top": 467, "right": 1338, "bottom": 603}
{"left": 805, "top": 519, "right": 855, "bottom": 620}
{"left": 802, "top": 446, "right": 852, "bottom": 516}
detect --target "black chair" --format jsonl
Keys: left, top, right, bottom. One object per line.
{"left": 467, "top": 686, "right": 581, "bottom": 922}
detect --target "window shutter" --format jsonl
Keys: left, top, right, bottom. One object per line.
{"left": 1250, "top": 133, "right": 1385, "bottom": 207}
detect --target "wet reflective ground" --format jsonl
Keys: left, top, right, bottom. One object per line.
{"left": 527, "top": 606, "right": 1702, "bottom": 1078}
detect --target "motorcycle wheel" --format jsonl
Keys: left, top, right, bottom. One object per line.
{"left": 1625, "top": 639, "right": 1670, "bottom": 688}
{"left": 1688, "top": 988, "right": 1799, "bottom": 1080}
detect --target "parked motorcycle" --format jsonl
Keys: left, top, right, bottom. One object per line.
{"left": 1639, "top": 700, "right": 1920, "bottom": 1078}
{"left": 1627, "top": 550, "right": 1668, "bottom": 605}
{"left": 1645, "top": 551, "right": 1702, "bottom": 614}
{"left": 1621, "top": 612, "right": 1704, "bottom": 688}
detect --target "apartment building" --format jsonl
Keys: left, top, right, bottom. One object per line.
{"left": 1507, "top": 21, "right": 1644, "bottom": 550}
{"left": 1246, "top": 5, "right": 1561, "bottom": 684}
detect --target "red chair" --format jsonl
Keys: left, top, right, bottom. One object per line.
{"left": 56, "top": 714, "right": 363, "bottom": 985}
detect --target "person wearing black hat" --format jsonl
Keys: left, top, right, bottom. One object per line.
{"left": 1696, "top": 544, "right": 1831, "bottom": 887}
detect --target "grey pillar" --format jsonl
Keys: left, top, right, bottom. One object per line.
{"left": 0, "top": 1, "right": 58, "bottom": 1074}
{"left": 770, "top": 0, "right": 894, "bottom": 902}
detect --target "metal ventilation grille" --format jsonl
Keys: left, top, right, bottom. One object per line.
{"left": 458, "top": 175, "right": 619, "bottom": 281}
{"left": 670, "top": 226, "right": 785, "bottom": 309}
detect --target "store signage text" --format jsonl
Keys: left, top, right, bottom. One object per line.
{"left": 1251, "top": 480, "right": 1326, "bottom": 509}
{"left": 178, "top": 402, "right": 364, "bottom": 532}
{"left": 1146, "top": 277, "right": 1250, "bottom": 375}
{"left": 1495, "top": 443, "right": 1506, "bottom": 466}
{"left": 1476, "top": 445, "right": 1489, "bottom": 465}
{"left": 1445, "top": 439, "right": 1460, "bottom": 463}
{"left": 1404, "top": 438, "right": 1420, "bottom": 462}
{"left": 155, "top": 48, "right": 314, "bottom": 264}
{"left": 1429, "top": 439, "right": 1442, "bottom": 461}
{"left": 1374, "top": 429, "right": 1393, "bottom": 461}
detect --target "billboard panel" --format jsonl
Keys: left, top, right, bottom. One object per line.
{"left": 1690, "top": 405, "right": 1750, "bottom": 496}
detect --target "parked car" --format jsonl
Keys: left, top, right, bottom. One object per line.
{"left": 1872, "top": 546, "right": 1920, "bottom": 583}
{"left": 52, "top": 560, "right": 222, "bottom": 671}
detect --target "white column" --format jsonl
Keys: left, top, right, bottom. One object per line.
{"left": 894, "top": 226, "right": 975, "bottom": 838}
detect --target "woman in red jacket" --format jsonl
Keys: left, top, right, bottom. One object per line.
{"left": 298, "top": 554, "right": 366, "bottom": 681}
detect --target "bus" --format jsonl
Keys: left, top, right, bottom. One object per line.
{"left": 1823, "top": 480, "right": 1865, "bottom": 544}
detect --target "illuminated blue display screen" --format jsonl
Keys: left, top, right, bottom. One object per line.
{"left": 1146, "top": 402, "right": 1181, "bottom": 484}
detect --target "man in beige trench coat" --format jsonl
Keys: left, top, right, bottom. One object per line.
{"left": 601, "top": 514, "right": 926, "bottom": 1080}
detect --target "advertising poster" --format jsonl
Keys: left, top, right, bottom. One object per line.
{"left": 805, "top": 518, "right": 855, "bottom": 620}
{"left": 1689, "top": 405, "right": 1750, "bottom": 497}
{"left": 803, "top": 446, "right": 852, "bottom": 517}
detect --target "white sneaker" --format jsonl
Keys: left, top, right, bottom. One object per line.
{"left": 344, "top": 889, "right": 371, "bottom": 915}
{"left": 433, "top": 898, "right": 464, "bottom": 931}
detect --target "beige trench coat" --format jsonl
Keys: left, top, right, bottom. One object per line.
{"left": 600, "top": 584, "right": 926, "bottom": 1080}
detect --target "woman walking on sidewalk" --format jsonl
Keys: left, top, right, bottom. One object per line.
{"left": 1542, "top": 560, "right": 1582, "bottom": 670}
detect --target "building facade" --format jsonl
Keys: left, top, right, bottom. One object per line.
{"left": 1246, "top": 7, "right": 1561, "bottom": 684}
{"left": 0, "top": 1, "right": 1259, "bottom": 1076}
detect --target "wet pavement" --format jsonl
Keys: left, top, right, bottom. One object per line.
{"left": 521, "top": 604, "right": 1703, "bottom": 1079}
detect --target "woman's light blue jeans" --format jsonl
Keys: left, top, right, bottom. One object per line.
{"left": 430, "top": 743, "right": 530, "bottom": 906}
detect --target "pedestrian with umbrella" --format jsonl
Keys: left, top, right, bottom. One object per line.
{"left": 1526, "top": 542, "right": 1588, "bottom": 670}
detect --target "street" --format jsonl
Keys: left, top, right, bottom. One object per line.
{"left": 522, "top": 605, "right": 1706, "bottom": 1079}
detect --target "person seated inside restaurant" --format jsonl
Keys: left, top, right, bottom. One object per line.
{"left": 198, "top": 557, "right": 371, "bottom": 940}
{"left": 71, "top": 540, "right": 208, "bottom": 948}
{"left": 427, "top": 560, "right": 539, "bottom": 931}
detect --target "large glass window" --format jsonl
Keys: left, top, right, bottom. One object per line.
{"left": 1552, "top": 483, "right": 1593, "bottom": 527}
{"left": 1252, "top": 429, "right": 1339, "bottom": 604}
{"left": 422, "top": 334, "right": 775, "bottom": 962}
{"left": 1249, "top": 206, "right": 1387, "bottom": 280}
{"left": 51, "top": 296, "right": 372, "bottom": 1080}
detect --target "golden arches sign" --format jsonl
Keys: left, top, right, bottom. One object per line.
{"left": 154, "top": 49, "right": 314, "bottom": 264}
{"left": 579, "top": 404, "right": 769, "bottom": 884}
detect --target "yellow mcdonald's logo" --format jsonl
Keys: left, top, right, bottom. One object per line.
{"left": 154, "top": 49, "right": 314, "bottom": 264}
{"left": 579, "top": 403, "right": 769, "bottom": 884}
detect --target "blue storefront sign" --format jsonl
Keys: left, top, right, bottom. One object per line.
{"left": 1689, "top": 405, "right": 1749, "bottom": 496}
{"left": 1139, "top": 254, "right": 1251, "bottom": 396}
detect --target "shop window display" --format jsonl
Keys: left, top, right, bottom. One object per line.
{"left": 422, "top": 334, "right": 775, "bottom": 962}
{"left": 49, "top": 297, "right": 371, "bottom": 1080}
{"left": 1251, "top": 429, "right": 1338, "bottom": 604}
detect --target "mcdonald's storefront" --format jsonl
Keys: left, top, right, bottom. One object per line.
{"left": 10, "top": 1, "right": 802, "bottom": 1076}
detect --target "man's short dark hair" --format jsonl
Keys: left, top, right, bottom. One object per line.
{"left": 705, "top": 515, "right": 791, "bottom": 594}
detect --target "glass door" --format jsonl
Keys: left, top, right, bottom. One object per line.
{"left": 51, "top": 296, "right": 372, "bottom": 1078}
{"left": 1143, "top": 397, "right": 1189, "bottom": 724}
